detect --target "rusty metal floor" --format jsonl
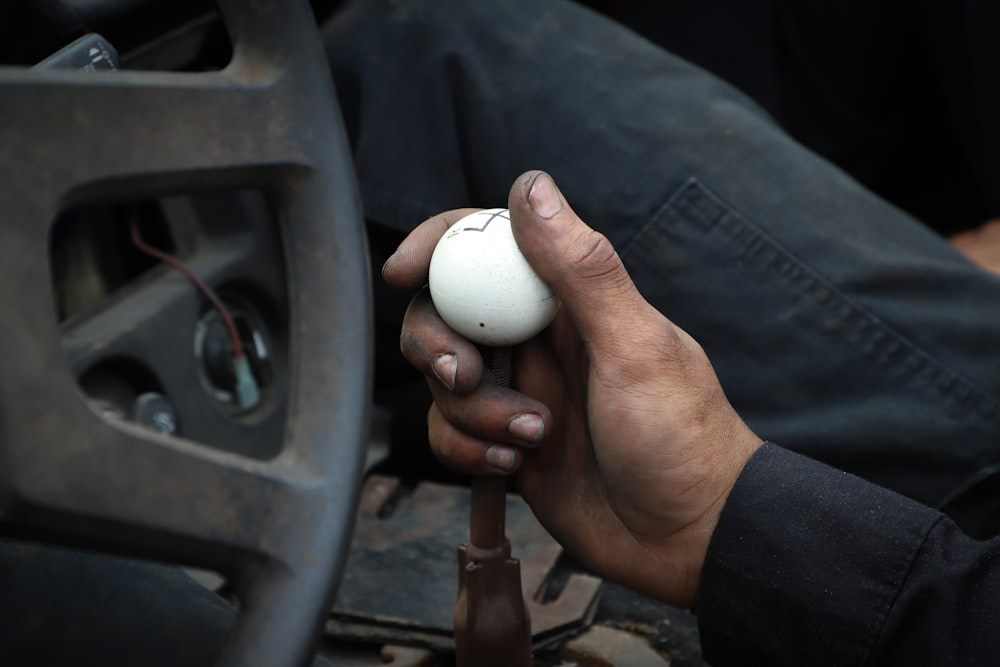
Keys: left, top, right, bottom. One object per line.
{"left": 321, "top": 476, "right": 709, "bottom": 667}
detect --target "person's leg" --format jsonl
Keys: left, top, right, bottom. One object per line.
{"left": 0, "top": 541, "right": 338, "bottom": 666}
{"left": 0, "top": 541, "right": 231, "bottom": 666}
{"left": 324, "top": 0, "right": 1000, "bottom": 531}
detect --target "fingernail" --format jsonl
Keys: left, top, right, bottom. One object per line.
{"left": 528, "top": 172, "right": 563, "bottom": 219}
{"left": 380, "top": 253, "right": 396, "bottom": 281}
{"left": 507, "top": 413, "right": 544, "bottom": 443}
{"left": 432, "top": 353, "right": 458, "bottom": 391}
{"left": 485, "top": 445, "right": 517, "bottom": 472}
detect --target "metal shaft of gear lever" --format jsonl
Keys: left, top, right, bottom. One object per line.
{"left": 453, "top": 346, "right": 533, "bottom": 667}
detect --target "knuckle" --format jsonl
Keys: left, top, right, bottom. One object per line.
{"left": 398, "top": 327, "right": 420, "bottom": 358}
{"left": 565, "top": 230, "right": 635, "bottom": 298}
{"left": 428, "top": 403, "right": 480, "bottom": 470}
{"left": 431, "top": 431, "right": 457, "bottom": 463}
{"left": 570, "top": 230, "right": 619, "bottom": 278}
{"left": 427, "top": 407, "right": 458, "bottom": 459}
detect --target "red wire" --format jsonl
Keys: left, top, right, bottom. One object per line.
{"left": 129, "top": 214, "right": 245, "bottom": 360}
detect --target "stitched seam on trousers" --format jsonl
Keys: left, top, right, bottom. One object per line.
{"left": 626, "top": 178, "right": 1000, "bottom": 435}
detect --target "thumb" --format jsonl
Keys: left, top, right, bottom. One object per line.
{"left": 508, "top": 171, "right": 652, "bottom": 351}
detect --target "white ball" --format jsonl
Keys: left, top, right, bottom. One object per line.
{"left": 428, "top": 208, "right": 559, "bottom": 346}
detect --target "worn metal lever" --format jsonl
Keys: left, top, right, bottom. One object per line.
{"left": 454, "top": 346, "right": 533, "bottom": 667}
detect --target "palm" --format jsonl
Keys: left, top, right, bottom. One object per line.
{"left": 511, "top": 309, "right": 750, "bottom": 604}
{"left": 510, "top": 317, "right": 645, "bottom": 567}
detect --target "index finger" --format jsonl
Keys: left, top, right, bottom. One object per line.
{"left": 382, "top": 208, "right": 481, "bottom": 290}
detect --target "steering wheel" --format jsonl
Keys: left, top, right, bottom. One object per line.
{"left": 0, "top": 1, "right": 370, "bottom": 665}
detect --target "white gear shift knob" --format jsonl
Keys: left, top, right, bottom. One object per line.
{"left": 428, "top": 208, "right": 559, "bottom": 346}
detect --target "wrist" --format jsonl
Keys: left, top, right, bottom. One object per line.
{"left": 613, "top": 428, "right": 764, "bottom": 608}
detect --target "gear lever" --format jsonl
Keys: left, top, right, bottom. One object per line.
{"left": 428, "top": 208, "right": 559, "bottom": 666}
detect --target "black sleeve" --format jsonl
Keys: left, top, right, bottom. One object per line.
{"left": 697, "top": 443, "right": 1000, "bottom": 666}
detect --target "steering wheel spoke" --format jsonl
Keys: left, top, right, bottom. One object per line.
{"left": 2, "top": 399, "right": 311, "bottom": 567}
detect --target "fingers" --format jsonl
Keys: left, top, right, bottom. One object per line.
{"left": 427, "top": 390, "right": 549, "bottom": 476}
{"left": 382, "top": 208, "right": 481, "bottom": 290}
{"left": 400, "top": 289, "right": 554, "bottom": 474}
{"left": 508, "top": 171, "right": 664, "bottom": 354}
{"left": 425, "top": 374, "right": 553, "bottom": 476}
{"left": 428, "top": 403, "right": 510, "bottom": 473}
{"left": 400, "top": 289, "right": 484, "bottom": 394}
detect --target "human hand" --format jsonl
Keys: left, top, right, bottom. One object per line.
{"left": 383, "top": 171, "right": 762, "bottom": 608}
{"left": 950, "top": 219, "right": 1000, "bottom": 276}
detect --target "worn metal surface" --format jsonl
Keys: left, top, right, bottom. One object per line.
{"left": 318, "top": 643, "right": 439, "bottom": 667}
{"left": 454, "top": 345, "right": 532, "bottom": 666}
{"left": 557, "top": 626, "right": 670, "bottom": 667}
{"left": 380, "top": 645, "right": 440, "bottom": 667}
{"left": 329, "top": 476, "right": 602, "bottom": 652}
{"left": 587, "top": 583, "right": 707, "bottom": 667}
{"left": 0, "top": 1, "right": 370, "bottom": 665}
{"left": 454, "top": 539, "right": 533, "bottom": 666}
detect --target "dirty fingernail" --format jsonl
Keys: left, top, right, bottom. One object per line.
{"left": 381, "top": 250, "right": 399, "bottom": 280}
{"left": 485, "top": 445, "right": 517, "bottom": 472}
{"left": 528, "top": 172, "right": 563, "bottom": 219}
{"left": 432, "top": 353, "right": 458, "bottom": 391}
{"left": 507, "top": 414, "right": 544, "bottom": 444}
